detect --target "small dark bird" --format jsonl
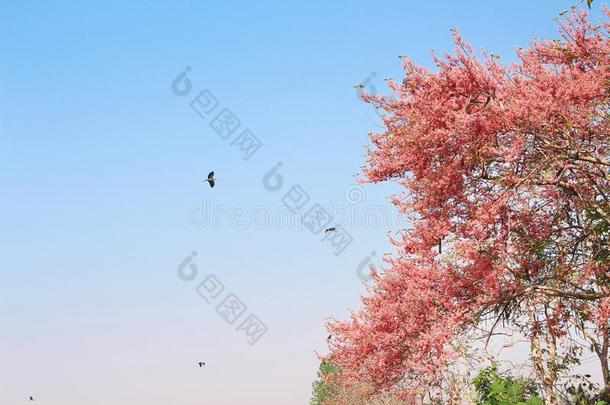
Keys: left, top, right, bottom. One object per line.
{"left": 198, "top": 362, "right": 206, "bottom": 367}
{"left": 353, "top": 83, "right": 365, "bottom": 89}
{"left": 203, "top": 171, "right": 216, "bottom": 188}
{"left": 29, "top": 396, "right": 34, "bottom": 401}
{"left": 325, "top": 227, "right": 336, "bottom": 233}
{"left": 327, "top": 335, "right": 332, "bottom": 340}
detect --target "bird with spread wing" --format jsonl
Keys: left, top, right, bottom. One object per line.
{"left": 203, "top": 171, "right": 217, "bottom": 188}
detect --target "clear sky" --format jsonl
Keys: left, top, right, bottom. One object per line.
{"left": 1, "top": 1, "right": 608, "bottom": 404}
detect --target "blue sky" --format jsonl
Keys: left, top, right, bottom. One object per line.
{"left": 1, "top": 1, "right": 608, "bottom": 403}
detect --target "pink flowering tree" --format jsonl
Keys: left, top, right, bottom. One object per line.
{"left": 326, "top": 8, "right": 610, "bottom": 404}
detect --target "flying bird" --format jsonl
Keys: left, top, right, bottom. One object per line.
{"left": 353, "top": 83, "right": 365, "bottom": 89}
{"left": 325, "top": 227, "right": 336, "bottom": 234}
{"left": 203, "top": 171, "right": 216, "bottom": 188}
{"left": 198, "top": 362, "right": 206, "bottom": 367}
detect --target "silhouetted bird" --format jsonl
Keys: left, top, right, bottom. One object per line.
{"left": 29, "top": 396, "right": 34, "bottom": 401}
{"left": 203, "top": 171, "right": 216, "bottom": 188}
{"left": 325, "top": 227, "right": 336, "bottom": 233}
{"left": 327, "top": 335, "right": 332, "bottom": 340}
{"left": 198, "top": 362, "right": 206, "bottom": 367}
{"left": 353, "top": 83, "right": 364, "bottom": 89}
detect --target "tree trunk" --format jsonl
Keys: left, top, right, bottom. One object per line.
{"left": 599, "top": 328, "right": 610, "bottom": 400}
{"left": 528, "top": 309, "right": 558, "bottom": 405}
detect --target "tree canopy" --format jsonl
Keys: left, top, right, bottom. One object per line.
{"left": 325, "top": 7, "right": 610, "bottom": 404}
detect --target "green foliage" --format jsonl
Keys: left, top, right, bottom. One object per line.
{"left": 472, "top": 364, "right": 543, "bottom": 405}
{"left": 310, "top": 361, "right": 340, "bottom": 405}
{"left": 567, "top": 382, "right": 608, "bottom": 405}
